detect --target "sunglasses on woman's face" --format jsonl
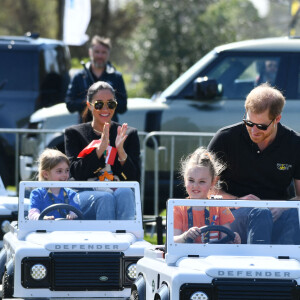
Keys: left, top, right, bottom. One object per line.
{"left": 90, "top": 100, "right": 117, "bottom": 110}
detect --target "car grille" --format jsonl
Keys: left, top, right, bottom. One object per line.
{"left": 180, "top": 279, "right": 300, "bottom": 300}
{"left": 51, "top": 252, "right": 122, "bottom": 291}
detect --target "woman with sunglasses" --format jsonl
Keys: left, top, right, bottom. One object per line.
{"left": 64, "top": 81, "right": 140, "bottom": 220}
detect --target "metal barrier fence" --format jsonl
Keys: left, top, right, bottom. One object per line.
{"left": 0, "top": 128, "right": 215, "bottom": 216}
{"left": 141, "top": 131, "right": 215, "bottom": 215}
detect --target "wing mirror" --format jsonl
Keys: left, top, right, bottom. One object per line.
{"left": 193, "top": 77, "right": 223, "bottom": 100}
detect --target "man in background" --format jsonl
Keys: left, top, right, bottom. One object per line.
{"left": 65, "top": 35, "right": 127, "bottom": 122}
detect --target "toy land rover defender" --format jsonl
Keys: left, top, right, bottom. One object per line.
{"left": 0, "top": 180, "right": 150, "bottom": 299}
{"left": 132, "top": 199, "right": 300, "bottom": 299}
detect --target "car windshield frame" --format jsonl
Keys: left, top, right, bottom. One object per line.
{"left": 165, "top": 199, "right": 300, "bottom": 265}
{"left": 17, "top": 181, "right": 144, "bottom": 239}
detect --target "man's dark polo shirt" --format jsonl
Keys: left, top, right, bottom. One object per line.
{"left": 208, "top": 122, "right": 300, "bottom": 200}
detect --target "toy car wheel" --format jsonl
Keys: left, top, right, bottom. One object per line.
{"left": 38, "top": 203, "right": 84, "bottom": 220}
{"left": 2, "top": 270, "right": 13, "bottom": 298}
{"left": 130, "top": 289, "right": 139, "bottom": 300}
{"left": 154, "top": 283, "right": 169, "bottom": 300}
{"left": 131, "top": 274, "right": 146, "bottom": 300}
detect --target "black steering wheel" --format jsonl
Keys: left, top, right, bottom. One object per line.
{"left": 185, "top": 225, "right": 235, "bottom": 244}
{"left": 38, "top": 203, "right": 84, "bottom": 220}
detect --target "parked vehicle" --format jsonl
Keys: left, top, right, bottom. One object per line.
{"left": 132, "top": 198, "right": 300, "bottom": 300}
{"left": 0, "top": 33, "right": 71, "bottom": 186}
{"left": 19, "top": 36, "right": 300, "bottom": 213}
{"left": 0, "top": 180, "right": 150, "bottom": 299}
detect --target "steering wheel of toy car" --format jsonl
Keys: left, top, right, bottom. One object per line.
{"left": 38, "top": 203, "right": 84, "bottom": 220}
{"left": 185, "top": 225, "right": 235, "bottom": 244}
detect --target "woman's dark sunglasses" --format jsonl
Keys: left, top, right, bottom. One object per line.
{"left": 91, "top": 100, "right": 117, "bottom": 110}
{"left": 243, "top": 115, "right": 275, "bottom": 131}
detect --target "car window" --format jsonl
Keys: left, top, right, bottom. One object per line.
{"left": 39, "top": 47, "right": 70, "bottom": 107}
{"left": 178, "top": 54, "right": 281, "bottom": 100}
{"left": 0, "top": 50, "right": 36, "bottom": 91}
{"left": 206, "top": 56, "right": 280, "bottom": 99}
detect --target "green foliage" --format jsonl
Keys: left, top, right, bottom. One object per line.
{"left": 134, "top": 0, "right": 271, "bottom": 95}
{"left": 144, "top": 233, "right": 165, "bottom": 245}
{"left": 0, "top": 0, "right": 57, "bottom": 37}
{"left": 0, "top": 0, "right": 292, "bottom": 100}
{"left": 70, "top": 57, "right": 149, "bottom": 98}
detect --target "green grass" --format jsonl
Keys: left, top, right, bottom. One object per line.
{"left": 144, "top": 209, "right": 166, "bottom": 244}
{"left": 144, "top": 233, "right": 166, "bottom": 245}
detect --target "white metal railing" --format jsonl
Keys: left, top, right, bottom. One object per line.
{"left": 0, "top": 128, "right": 147, "bottom": 190}
{"left": 0, "top": 128, "right": 65, "bottom": 189}
{"left": 0, "top": 129, "right": 214, "bottom": 215}
{"left": 141, "top": 131, "right": 215, "bottom": 215}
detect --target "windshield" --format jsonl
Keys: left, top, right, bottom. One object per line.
{"left": 173, "top": 204, "right": 299, "bottom": 245}
{"left": 166, "top": 199, "right": 300, "bottom": 264}
{"left": 17, "top": 181, "right": 143, "bottom": 240}
{"left": 0, "top": 50, "right": 37, "bottom": 91}
{"left": 23, "top": 182, "right": 138, "bottom": 221}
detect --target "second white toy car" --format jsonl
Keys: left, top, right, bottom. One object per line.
{"left": 132, "top": 198, "right": 300, "bottom": 300}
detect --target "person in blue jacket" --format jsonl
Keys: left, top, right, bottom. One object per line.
{"left": 65, "top": 35, "right": 127, "bottom": 122}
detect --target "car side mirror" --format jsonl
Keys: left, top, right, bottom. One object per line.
{"left": 193, "top": 77, "right": 222, "bottom": 100}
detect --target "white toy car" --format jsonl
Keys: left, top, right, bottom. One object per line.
{"left": 132, "top": 199, "right": 300, "bottom": 300}
{"left": 0, "top": 180, "right": 150, "bottom": 299}
{"left": 0, "top": 177, "right": 30, "bottom": 249}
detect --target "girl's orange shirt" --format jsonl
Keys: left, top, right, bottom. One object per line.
{"left": 173, "top": 206, "right": 234, "bottom": 243}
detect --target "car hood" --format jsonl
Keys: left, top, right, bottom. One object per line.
{"left": 30, "top": 103, "right": 71, "bottom": 122}
{"left": 30, "top": 97, "right": 165, "bottom": 122}
{"left": 176, "top": 255, "right": 300, "bottom": 279}
{"left": 25, "top": 231, "right": 136, "bottom": 251}
{"left": 127, "top": 97, "right": 166, "bottom": 110}
{"left": 0, "top": 196, "right": 30, "bottom": 215}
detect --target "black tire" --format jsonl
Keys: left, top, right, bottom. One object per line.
{"left": 2, "top": 270, "right": 13, "bottom": 299}
{"left": 0, "top": 156, "right": 10, "bottom": 187}
{"left": 130, "top": 289, "right": 139, "bottom": 300}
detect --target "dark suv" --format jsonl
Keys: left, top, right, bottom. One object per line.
{"left": 0, "top": 33, "right": 71, "bottom": 186}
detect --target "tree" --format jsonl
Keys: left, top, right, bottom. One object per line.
{"left": 69, "top": 0, "right": 142, "bottom": 64}
{"left": 0, "top": 0, "right": 57, "bottom": 38}
{"left": 133, "top": 0, "right": 271, "bottom": 95}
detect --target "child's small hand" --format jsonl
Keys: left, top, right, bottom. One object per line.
{"left": 232, "top": 232, "right": 241, "bottom": 244}
{"left": 184, "top": 226, "right": 202, "bottom": 241}
{"left": 66, "top": 213, "right": 78, "bottom": 220}
{"left": 43, "top": 215, "right": 55, "bottom": 220}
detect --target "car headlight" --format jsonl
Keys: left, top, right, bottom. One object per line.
{"left": 1, "top": 220, "right": 11, "bottom": 233}
{"left": 30, "top": 264, "right": 47, "bottom": 280}
{"left": 190, "top": 291, "right": 209, "bottom": 300}
{"left": 126, "top": 263, "right": 137, "bottom": 280}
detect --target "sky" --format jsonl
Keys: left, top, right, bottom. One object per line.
{"left": 249, "top": 0, "right": 270, "bottom": 17}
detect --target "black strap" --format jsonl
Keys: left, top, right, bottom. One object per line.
{"left": 187, "top": 206, "right": 210, "bottom": 243}
{"left": 203, "top": 207, "right": 210, "bottom": 243}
